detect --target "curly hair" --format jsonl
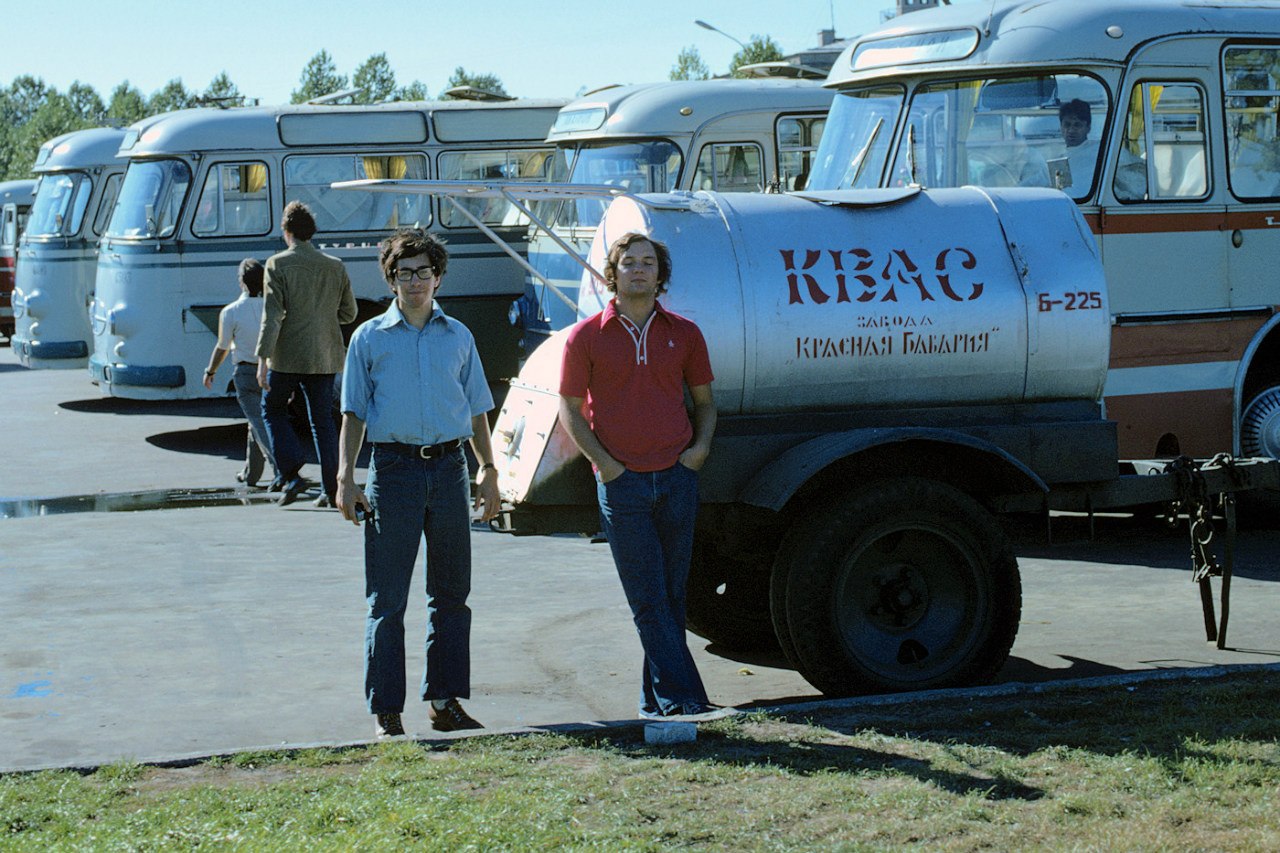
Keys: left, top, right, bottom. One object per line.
{"left": 378, "top": 229, "right": 449, "bottom": 285}
{"left": 603, "top": 232, "right": 671, "bottom": 295}
{"left": 280, "top": 201, "right": 317, "bottom": 241}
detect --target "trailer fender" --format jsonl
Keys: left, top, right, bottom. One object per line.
{"left": 737, "top": 427, "right": 1049, "bottom": 513}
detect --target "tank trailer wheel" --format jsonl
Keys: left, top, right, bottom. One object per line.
{"left": 774, "top": 477, "right": 1021, "bottom": 696}
{"left": 685, "top": 542, "right": 778, "bottom": 651}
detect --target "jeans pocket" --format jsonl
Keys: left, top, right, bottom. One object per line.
{"left": 372, "top": 449, "right": 405, "bottom": 474}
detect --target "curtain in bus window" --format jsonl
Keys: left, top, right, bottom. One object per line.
{"left": 1116, "top": 84, "right": 1206, "bottom": 201}
{"left": 1115, "top": 87, "right": 1152, "bottom": 201}
{"left": 437, "top": 150, "right": 543, "bottom": 227}
{"left": 285, "top": 154, "right": 427, "bottom": 233}
{"left": 1224, "top": 47, "right": 1280, "bottom": 199}
{"left": 359, "top": 155, "right": 428, "bottom": 229}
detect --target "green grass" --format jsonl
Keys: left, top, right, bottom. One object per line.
{"left": 3, "top": 671, "right": 1279, "bottom": 850}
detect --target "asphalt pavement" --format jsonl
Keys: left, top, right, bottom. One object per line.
{"left": 2, "top": 342, "right": 1278, "bottom": 773}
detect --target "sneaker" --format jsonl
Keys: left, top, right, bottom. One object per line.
{"left": 678, "top": 703, "right": 737, "bottom": 720}
{"left": 313, "top": 494, "right": 334, "bottom": 508}
{"left": 375, "top": 712, "right": 405, "bottom": 738}
{"left": 428, "top": 698, "right": 484, "bottom": 732}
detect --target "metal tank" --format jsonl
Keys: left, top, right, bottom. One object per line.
{"left": 495, "top": 186, "right": 1110, "bottom": 506}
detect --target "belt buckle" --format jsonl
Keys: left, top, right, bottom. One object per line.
{"left": 418, "top": 444, "right": 435, "bottom": 459}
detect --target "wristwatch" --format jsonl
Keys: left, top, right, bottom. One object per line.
{"left": 480, "top": 463, "right": 496, "bottom": 472}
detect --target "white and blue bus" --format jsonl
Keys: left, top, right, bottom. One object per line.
{"left": 91, "top": 98, "right": 564, "bottom": 400}
{"left": 516, "top": 79, "right": 834, "bottom": 349}
{"left": 803, "top": 0, "right": 1280, "bottom": 461}
{"left": 10, "top": 128, "right": 126, "bottom": 366}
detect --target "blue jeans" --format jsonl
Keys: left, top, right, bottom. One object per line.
{"left": 597, "top": 463, "right": 709, "bottom": 716}
{"left": 232, "top": 362, "right": 275, "bottom": 485}
{"left": 363, "top": 444, "right": 473, "bottom": 713}
{"left": 262, "top": 371, "right": 338, "bottom": 498}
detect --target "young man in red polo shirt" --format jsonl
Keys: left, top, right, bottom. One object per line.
{"left": 559, "top": 232, "right": 719, "bottom": 719}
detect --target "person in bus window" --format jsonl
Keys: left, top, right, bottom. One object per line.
{"left": 559, "top": 232, "right": 722, "bottom": 720}
{"left": 1055, "top": 99, "right": 1099, "bottom": 195}
{"left": 336, "top": 229, "right": 500, "bottom": 738}
{"left": 202, "top": 258, "right": 277, "bottom": 489}
{"left": 256, "top": 201, "right": 357, "bottom": 508}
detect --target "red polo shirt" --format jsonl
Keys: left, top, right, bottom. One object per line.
{"left": 561, "top": 300, "right": 714, "bottom": 472}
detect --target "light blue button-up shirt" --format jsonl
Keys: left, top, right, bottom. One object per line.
{"left": 341, "top": 300, "right": 493, "bottom": 444}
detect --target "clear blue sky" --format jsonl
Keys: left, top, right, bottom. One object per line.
{"left": 0, "top": 0, "right": 981, "bottom": 105}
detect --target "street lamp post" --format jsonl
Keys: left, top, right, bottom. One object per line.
{"left": 694, "top": 19, "right": 747, "bottom": 51}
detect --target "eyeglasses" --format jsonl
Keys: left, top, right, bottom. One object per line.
{"left": 394, "top": 266, "right": 437, "bottom": 282}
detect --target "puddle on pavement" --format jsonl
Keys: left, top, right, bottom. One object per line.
{"left": 0, "top": 487, "right": 280, "bottom": 520}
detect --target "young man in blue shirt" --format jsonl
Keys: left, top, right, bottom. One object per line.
{"left": 337, "top": 229, "right": 500, "bottom": 738}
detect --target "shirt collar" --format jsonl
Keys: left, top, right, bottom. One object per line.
{"left": 600, "top": 299, "right": 668, "bottom": 329}
{"left": 374, "top": 299, "right": 448, "bottom": 330}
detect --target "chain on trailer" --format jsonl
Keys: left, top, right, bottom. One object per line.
{"left": 1163, "top": 454, "right": 1240, "bottom": 649}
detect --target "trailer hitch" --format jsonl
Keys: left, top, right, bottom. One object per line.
{"left": 1165, "top": 454, "right": 1239, "bottom": 649}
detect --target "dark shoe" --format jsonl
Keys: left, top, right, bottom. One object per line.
{"left": 267, "top": 478, "right": 285, "bottom": 493}
{"left": 278, "top": 477, "right": 306, "bottom": 506}
{"left": 313, "top": 493, "right": 334, "bottom": 508}
{"left": 375, "top": 712, "right": 405, "bottom": 738}
{"left": 428, "top": 699, "right": 483, "bottom": 732}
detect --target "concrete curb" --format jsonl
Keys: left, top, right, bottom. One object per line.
{"left": 8, "top": 661, "right": 1276, "bottom": 776}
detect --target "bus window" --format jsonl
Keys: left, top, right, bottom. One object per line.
{"left": 777, "top": 115, "right": 825, "bottom": 190}
{"left": 543, "top": 140, "right": 682, "bottom": 229}
{"left": 92, "top": 173, "right": 123, "bottom": 235}
{"left": 437, "top": 148, "right": 553, "bottom": 227}
{"left": 2, "top": 207, "right": 14, "bottom": 248}
{"left": 192, "top": 163, "right": 270, "bottom": 237}
{"left": 283, "top": 153, "right": 429, "bottom": 233}
{"left": 691, "top": 144, "right": 764, "bottom": 193}
{"left": 1223, "top": 47, "right": 1280, "bottom": 199}
{"left": 892, "top": 74, "right": 1107, "bottom": 194}
{"left": 106, "top": 160, "right": 191, "bottom": 239}
{"left": 809, "top": 86, "right": 904, "bottom": 190}
{"left": 1115, "top": 82, "right": 1208, "bottom": 201}
{"left": 27, "top": 173, "right": 92, "bottom": 237}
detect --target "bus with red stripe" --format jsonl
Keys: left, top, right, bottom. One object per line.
{"left": 807, "top": 0, "right": 1280, "bottom": 460}
{"left": 0, "top": 180, "right": 35, "bottom": 339}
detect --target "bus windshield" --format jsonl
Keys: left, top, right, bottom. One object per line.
{"left": 106, "top": 159, "right": 192, "bottom": 239}
{"left": 809, "top": 74, "right": 1109, "bottom": 199}
{"left": 26, "top": 172, "right": 92, "bottom": 237}
{"left": 544, "top": 140, "right": 682, "bottom": 228}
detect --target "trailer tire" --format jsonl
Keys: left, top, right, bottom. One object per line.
{"left": 685, "top": 542, "right": 778, "bottom": 651}
{"left": 780, "top": 477, "right": 1021, "bottom": 696}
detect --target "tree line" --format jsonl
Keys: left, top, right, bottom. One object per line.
{"left": 0, "top": 51, "right": 506, "bottom": 182}
{"left": 669, "top": 37, "right": 784, "bottom": 81}
{"left": 0, "top": 39, "right": 783, "bottom": 183}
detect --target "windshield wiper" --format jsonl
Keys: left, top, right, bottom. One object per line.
{"left": 849, "top": 117, "right": 885, "bottom": 188}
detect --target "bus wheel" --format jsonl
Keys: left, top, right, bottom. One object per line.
{"left": 1237, "top": 386, "right": 1280, "bottom": 526}
{"left": 1241, "top": 386, "right": 1280, "bottom": 457}
{"left": 779, "top": 477, "right": 1021, "bottom": 697}
{"left": 685, "top": 541, "right": 778, "bottom": 652}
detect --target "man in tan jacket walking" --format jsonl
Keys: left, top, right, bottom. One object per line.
{"left": 256, "top": 201, "right": 358, "bottom": 507}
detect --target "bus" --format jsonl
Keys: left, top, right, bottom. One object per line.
{"left": 91, "top": 98, "right": 564, "bottom": 400}
{"left": 10, "top": 128, "right": 127, "bottom": 367}
{"left": 0, "top": 179, "right": 35, "bottom": 339}
{"left": 803, "top": 0, "right": 1280, "bottom": 460}
{"left": 517, "top": 79, "right": 834, "bottom": 347}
